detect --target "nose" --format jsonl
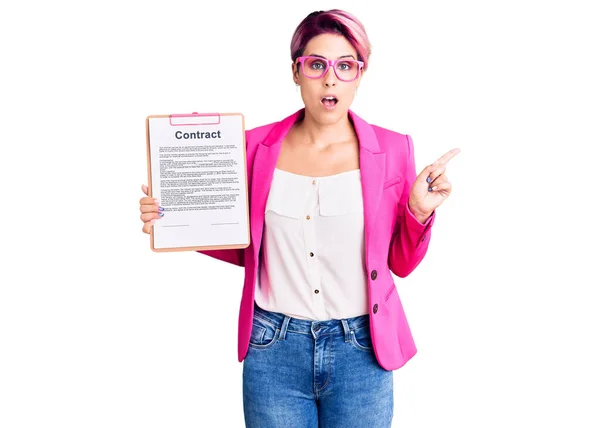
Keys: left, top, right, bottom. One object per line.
{"left": 324, "top": 65, "right": 337, "bottom": 87}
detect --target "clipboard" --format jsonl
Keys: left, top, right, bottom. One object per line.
{"left": 145, "top": 112, "right": 250, "bottom": 252}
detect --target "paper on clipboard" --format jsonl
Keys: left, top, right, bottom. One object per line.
{"left": 145, "top": 112, "right": 250, "bottom": 252}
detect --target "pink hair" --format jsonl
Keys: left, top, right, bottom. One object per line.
{"left": 290, "top": 9, "right": 372, "bottom": 71}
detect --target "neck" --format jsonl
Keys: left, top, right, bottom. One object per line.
{"left": 295, "top": 109, "right": 355, "bottom": 146}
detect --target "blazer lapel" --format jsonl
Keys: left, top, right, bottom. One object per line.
{"left": 250, "top": 109, "right": 303, "bottom": 262}
{"left": 349, "top": 110, "right": 386, "bottom": 264}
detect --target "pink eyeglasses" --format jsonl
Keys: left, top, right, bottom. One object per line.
{"left": 296, "top": 56, "right": 364, "bottom": 82}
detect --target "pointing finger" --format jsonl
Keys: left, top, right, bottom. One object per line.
{"left": 433, "top": 148, "right": 461, "bottom": 167}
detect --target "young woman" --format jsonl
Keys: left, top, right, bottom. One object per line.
{"left": 139, "top": 9, "right": 459, "bottom": 428}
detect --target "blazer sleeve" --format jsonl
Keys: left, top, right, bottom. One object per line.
{"left": 388, "top": 134, "right": 436, "bottom": 278}
{"left": 196, "top": 249, "right": 245, "bottom": 267}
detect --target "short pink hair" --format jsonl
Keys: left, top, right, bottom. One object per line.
{"left": 290, "top": 9, "right": 372, "bottom": 71}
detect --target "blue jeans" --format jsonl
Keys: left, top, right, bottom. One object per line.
{"left": 243, "top": 303, "right": 393, "bottom": 427}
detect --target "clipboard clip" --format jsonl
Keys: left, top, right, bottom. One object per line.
{"left": 169, "top": 112, "right": 221, "bottom": 126}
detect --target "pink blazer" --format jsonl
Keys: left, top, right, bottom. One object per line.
{"left": 199, "top": 108, "right": 435, "bottom": 371}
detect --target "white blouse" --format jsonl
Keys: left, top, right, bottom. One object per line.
{"left": 254, "top": 167, "right": 368, "bottom": 321}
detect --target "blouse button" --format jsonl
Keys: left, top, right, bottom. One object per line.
{"left": 309, "top": 252, "right": 314, "bottom": 257}
{"left": 306, "top": 215, "right": 311, "bottom": 220}
{"left": 312, "top": 180, "right": 316, "bottom": 185}
{"left": 314, "top": 289, "right": 320, "bottom": 294}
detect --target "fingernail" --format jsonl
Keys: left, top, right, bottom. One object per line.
{"left": 159, "top": 212, "right": 164, "bottom": 217}
{"left": 428, "top": 187, "right": 432, "bottom": 192}
{"left": 158, "top": 206, "right": 164, "bottom": 211}
{"left": 432, "top": 186, "right": 438, "bottom": 191}
{"left": 150, "top": 219, "right": 155, "bottom": 224}
{"left": 153, "top": 199, "right": 160, "bottom": 205}
{"left": 426, "top": 177, "right": 431, "bottom": 183}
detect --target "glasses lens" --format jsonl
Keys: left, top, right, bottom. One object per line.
{"left": 302, "top": 57, "right": 328, "bottom": 78}
{"left": 335, "top": 60, "right": 360, "bottom": 81}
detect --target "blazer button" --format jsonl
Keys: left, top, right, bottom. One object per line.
{"left": 371, "top": 270, "right": 378, "bottom": 280}
{"left": 373, "top": 303, "right": 379, "bottom": 314}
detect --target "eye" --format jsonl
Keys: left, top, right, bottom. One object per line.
{"left": 337, "top": 61, "right": 354, "bottom": 71}
{"left": 307, "top": 58, "right": 326, "bottom": 70}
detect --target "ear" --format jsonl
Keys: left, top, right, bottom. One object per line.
{"left": 291, "top": 61, "right": 300, "bottom": 85}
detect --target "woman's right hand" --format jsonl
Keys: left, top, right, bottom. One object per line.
{"left": 139, "top": 184, "right": 163, "bottom": 234}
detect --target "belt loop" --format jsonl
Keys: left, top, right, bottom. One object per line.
{"left": 278, "top": 315, "right": 291, "bottom": 340}
{"left": 341, "top": 319, "right": 351, "bottom": 342}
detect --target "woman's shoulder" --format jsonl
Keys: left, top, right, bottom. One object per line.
{"left": 244, "top": 111, "right": 297, "bottom": 144}
{"left": 369, "top": 122, "right": 412, "bottom": 158}
{"left": 245, "top": 121, "right": 278, "bottom": 142}
{"left": 371, "top": 124, "right": 407, "bottom": 140}
{"left": 349, "top": 109, "right": 410, "bottom": 149}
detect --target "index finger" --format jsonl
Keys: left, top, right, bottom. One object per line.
{"left": 433, "top": 148, "right": 461, "bottom": 166}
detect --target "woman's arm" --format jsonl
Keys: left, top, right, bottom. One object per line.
{"left": 388, "top": 134, "right": 436, "bottom": 278}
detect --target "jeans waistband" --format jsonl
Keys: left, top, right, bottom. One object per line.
{"left": 253, "top": 302, "right": 370, "bottom": 340}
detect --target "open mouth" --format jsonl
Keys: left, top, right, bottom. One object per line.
{"left": 321, "top": 96, "right": 338, "bottom": 107}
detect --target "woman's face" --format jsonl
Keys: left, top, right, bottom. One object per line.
{"left": 293, "top": 33, "right": 363, "bottom": 126}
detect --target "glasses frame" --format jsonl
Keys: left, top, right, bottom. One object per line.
{"left": 296, "top": 56, "right": 364, "bottom": 82}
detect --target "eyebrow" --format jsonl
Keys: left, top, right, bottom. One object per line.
{"left": 308, "top": 53, "right": 356, "bottom": 60}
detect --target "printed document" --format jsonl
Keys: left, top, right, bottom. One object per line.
{"left": 146, "top": 114, "right": 249, "bottom": 251}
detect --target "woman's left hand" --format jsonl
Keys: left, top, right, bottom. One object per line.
{"left": 408, "top": 148, "right": 461, "bottom": 222}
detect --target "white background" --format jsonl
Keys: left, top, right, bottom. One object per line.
{"left": 1, "top": 0, "right": 599, "bottom": 427}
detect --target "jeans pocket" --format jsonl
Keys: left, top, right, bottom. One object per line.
{"left": 248, "top": 315, "right": 280, "bottom": 350}
{"left": 349, "top": 325, "right": 373, "bottom": 352}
